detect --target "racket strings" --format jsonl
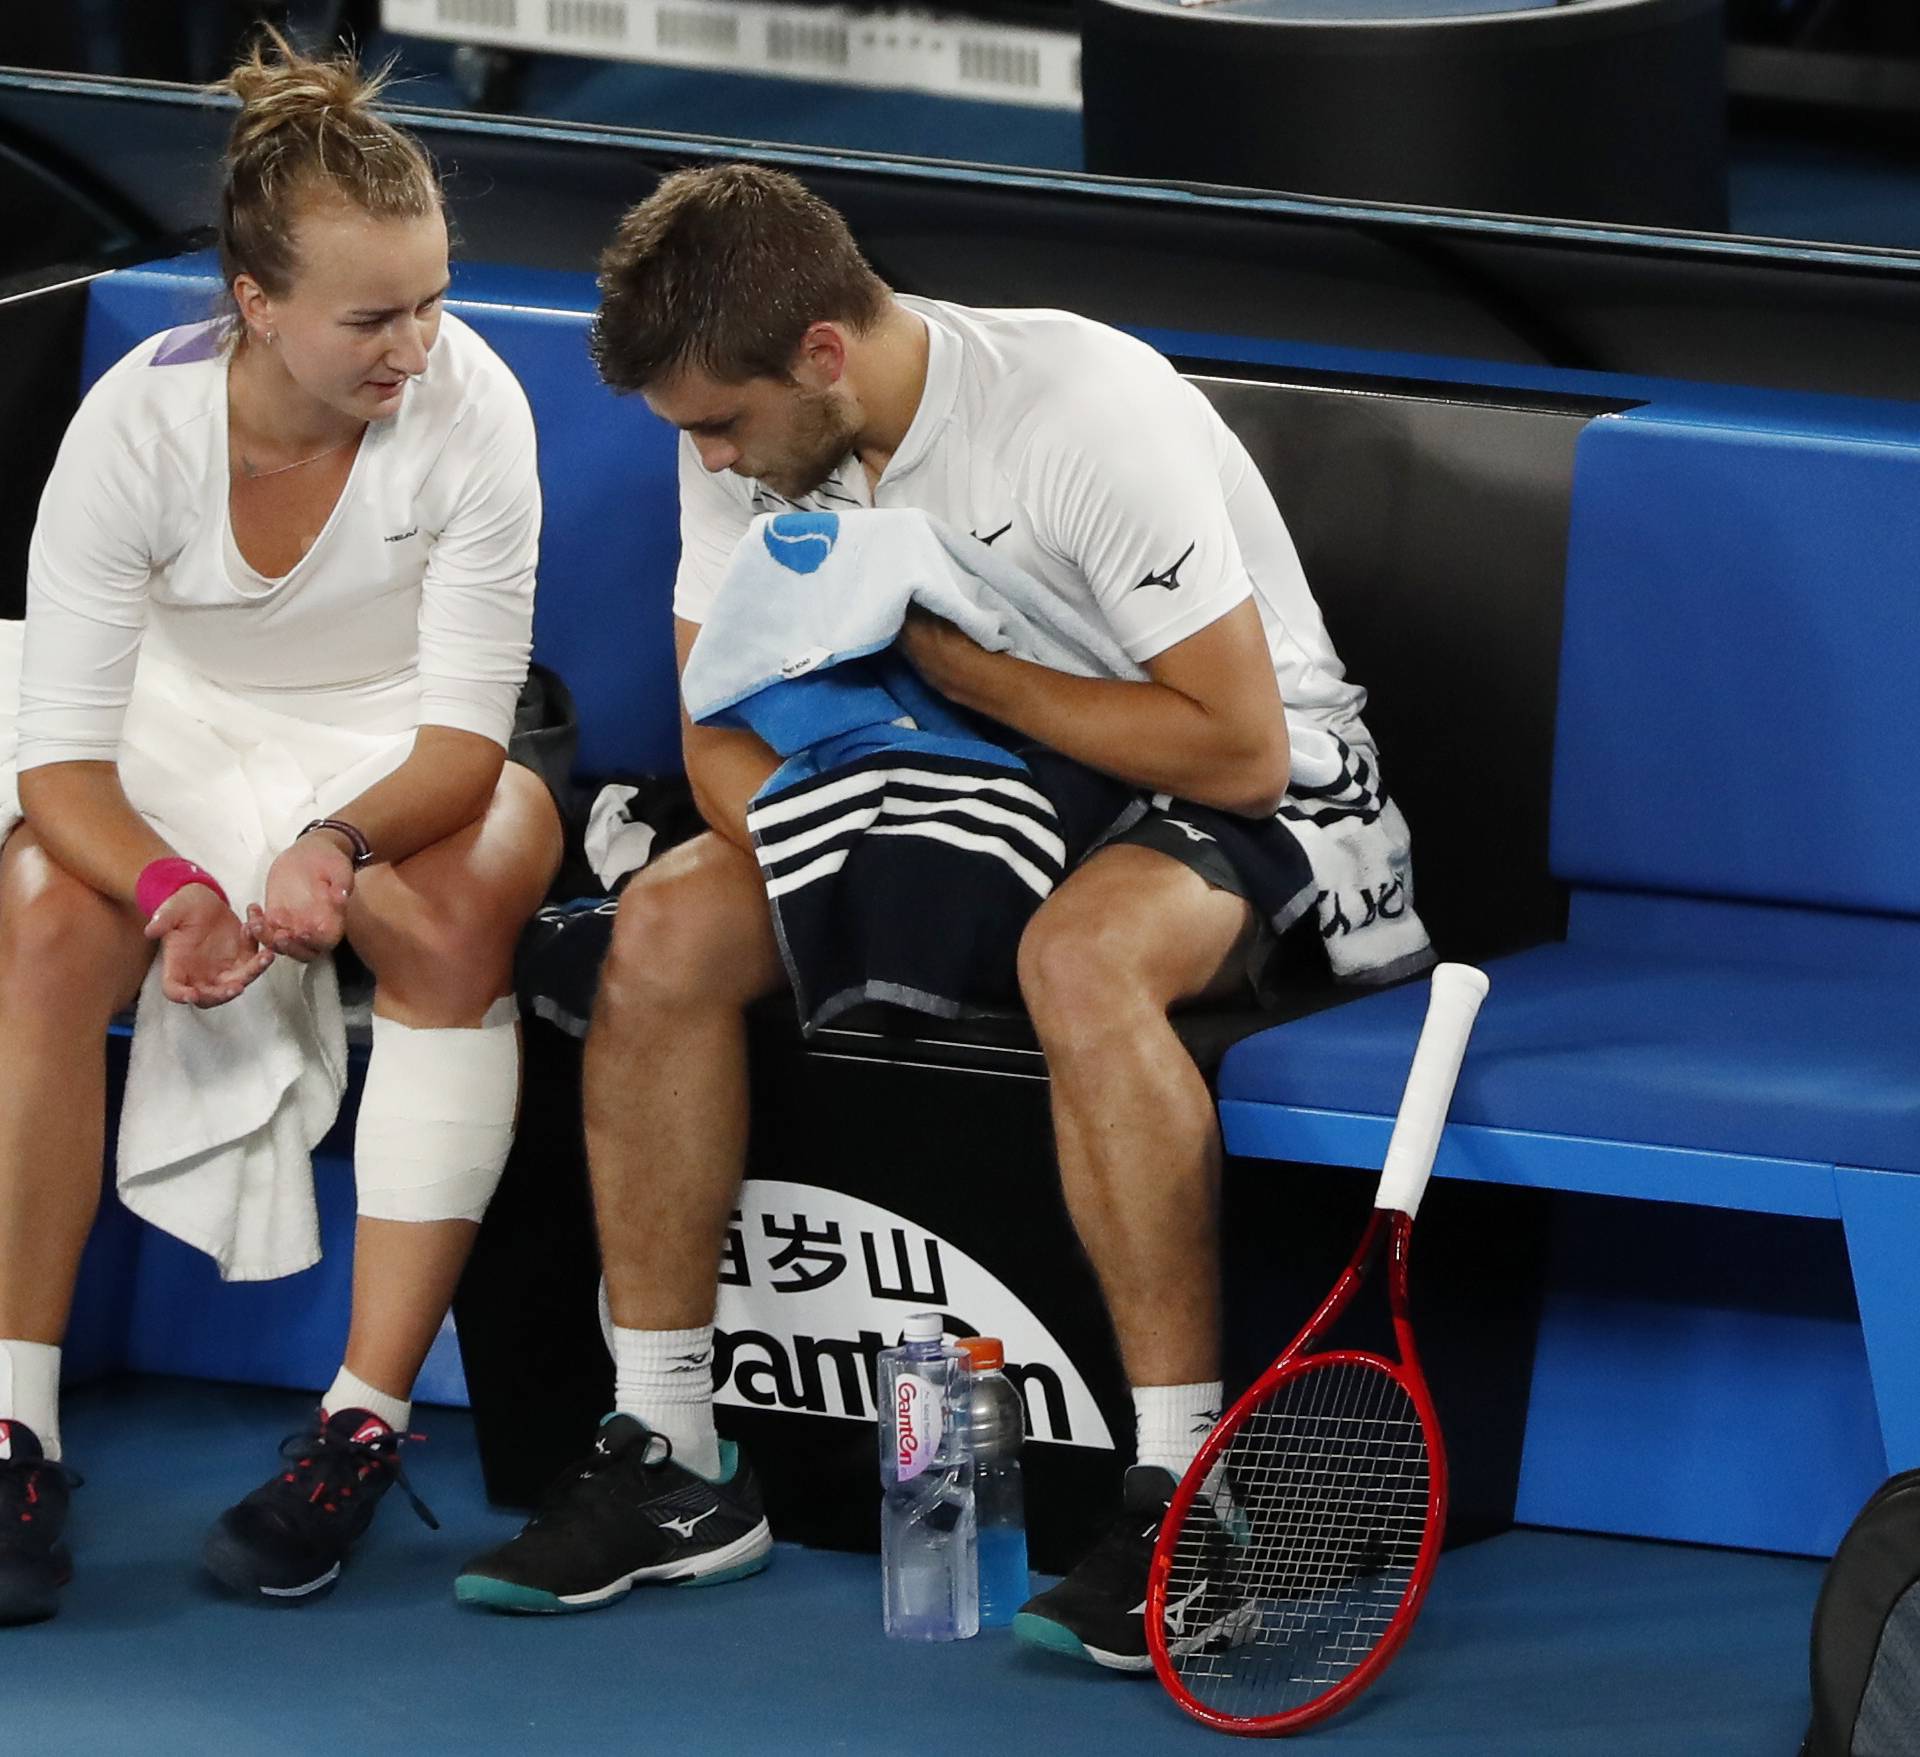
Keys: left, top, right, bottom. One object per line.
{"left": 1161, "top": 1360, "right": 1432, "bottom": 1721}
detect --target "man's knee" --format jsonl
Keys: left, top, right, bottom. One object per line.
{"left": 1017, "top": 901, "right": 1137, "bottom": 1034}
{"left": 599, "top": 837, "right": 776, "bottom": 1016}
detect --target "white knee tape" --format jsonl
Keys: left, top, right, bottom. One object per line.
{"left": 354, "top": 996, "right": 520, "bottom": 1224}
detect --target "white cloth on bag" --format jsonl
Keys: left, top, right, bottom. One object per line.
{"left": 0, "top": 620, "right": 414, "bottom": 1281}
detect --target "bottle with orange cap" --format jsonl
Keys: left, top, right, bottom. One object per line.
{"left": 957, "top": 1335, "right": 1029, "bottom": 1628}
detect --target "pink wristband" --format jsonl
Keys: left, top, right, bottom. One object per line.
{"left": 135, "top": 858, "right": 229, "bottom": 922}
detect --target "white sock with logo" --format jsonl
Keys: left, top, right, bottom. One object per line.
{"left": 0, "top": 1339, "right": 62, "bottom": 1461}
{"left": 1133, "top": 1380, "right": 1224, "bottom": 1482}
{"left": 322, "top": 1365, "right": 411, "bottom": 1435}
{"left": 613, "top": 1323, "right": 721, "bottom": 1480}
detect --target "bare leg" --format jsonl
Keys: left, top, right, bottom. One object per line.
{"left": 0, "top": 830, "right": 152, "bottom": 1343}
{"left": 339, "top": 763, "right": 561, "bottom": 1398}
{"left": 1017, "top": 844, "right": 1255, "bottom": 1388}
{"left": 583, "top": 832, "right": 784, "bottom": 1332}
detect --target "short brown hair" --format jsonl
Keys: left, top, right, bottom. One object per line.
{"left": 217, "top": 27, "right": 441, "bottom": 308}
{"left": 592, "top": 163, "right": 890, "bottom": 392}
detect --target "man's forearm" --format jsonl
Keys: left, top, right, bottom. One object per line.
{"left": 685, "top": 726, "right": 783, "bottom": 853}
{"left": 927, "top": 643, "right": 1289, "bottom": 817}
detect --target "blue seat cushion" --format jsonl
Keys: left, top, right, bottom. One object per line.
{"left": 1552, "top": 409, "right": 1920, "bottom": 915}
{"left": 1218, "top": 941, "right": 1920, "bottom": 1174}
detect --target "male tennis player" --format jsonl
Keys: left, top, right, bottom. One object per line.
{"left": 456, "top": 164, "right": 1429, "bottom": 1669}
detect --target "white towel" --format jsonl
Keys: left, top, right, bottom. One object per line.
{"left": 0, "top": 620, "right": 414, "bottom": 1280}
{"left": 1278, "top": 728, "right": 1432, "bottom": 985}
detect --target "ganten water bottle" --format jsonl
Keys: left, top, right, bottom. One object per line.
{"left": 957, "top": 1335, "right": 1029, "bottom": 1627}
{"left": 877, "top": 1312, "right": 978, "bottom": 1640}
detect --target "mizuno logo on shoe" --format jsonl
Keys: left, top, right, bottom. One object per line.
{"left": 1163, "top": 1580, "right": 1211, "bottom": 1636}
{"left": 660, "top": 1507, "right": 719, "bottom": 1540}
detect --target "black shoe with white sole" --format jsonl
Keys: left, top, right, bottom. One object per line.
{"left": 0, "top": 1420, "right": 78, "bottom": 1627}
{"left": 203, "top": 1407, "right": 437, "bottom": 1603}
{"left": 454, "top": 1415, "right": 772, "bottom": 1614}
{"left": 1014, "top": 1464, "right": 1259, "bottom": 1674}
{"left": 1013, "top": 1464, "right": 1176, "bottom": 1672}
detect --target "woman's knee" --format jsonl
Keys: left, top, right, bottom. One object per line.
{"left": 0, "top": 855, "right": 142, "bottom": 1019}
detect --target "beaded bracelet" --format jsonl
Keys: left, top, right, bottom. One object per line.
{"left": 298, "top": 818, "right": 374, "bottom": 867}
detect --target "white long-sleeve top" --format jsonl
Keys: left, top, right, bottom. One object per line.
{"left": 17, "top": 309, "right": 539, "bottom": 768}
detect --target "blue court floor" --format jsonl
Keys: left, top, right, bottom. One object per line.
{"left": 4, "top": 1376, "right": 1822, "bottom": 1754}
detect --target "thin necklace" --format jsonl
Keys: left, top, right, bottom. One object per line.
{"left": 236, "top": 430, "right": 359, "bottom": 481}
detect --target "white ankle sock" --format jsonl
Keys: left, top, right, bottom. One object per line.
{"left": 0, "top": 1340, "right": 62, "bottom": 1462}
{"left": 322, "top": 1365, "right": 411, "bottom": 1434}
{"left": 1133, "top": 1380, "right": 1224, "bottom": 1481}
{"left": 612, "top": 1323, "right": 721, "bottom": 1479}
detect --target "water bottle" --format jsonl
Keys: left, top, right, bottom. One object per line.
{"left": 877, "top": 1312, "right": 978, "bottom": 1641}
{"left": 957, "top": 1335, "right": 1029, "bottom": 1628}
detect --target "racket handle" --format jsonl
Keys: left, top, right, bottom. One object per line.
{"left": 1373, "top": 962, "right": 1491, "bottom": 1219}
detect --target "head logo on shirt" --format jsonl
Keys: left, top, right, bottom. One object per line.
{"left": 1132, "top": 541, "right": 1196, "bottom": 593}
{"left": 762, "top": 512, "right": 840, "bottom": 575}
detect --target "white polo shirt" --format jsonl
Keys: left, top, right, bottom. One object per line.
{"left": 673, "top": 296, "right": 1370, "bottom": 745}
{"left": 17, "top": 309, "right": 539, "bottom": 769}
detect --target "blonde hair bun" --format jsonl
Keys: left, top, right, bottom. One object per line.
{"left": 218, "top": 26, "right": 439, "bottom": 301}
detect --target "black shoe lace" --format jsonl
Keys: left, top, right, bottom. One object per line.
{"left": 271, "top": 1424, "right": 439, "bottom": 1531}
{"left": 532, "top": 1429, "right": 675, "bottom": 1521}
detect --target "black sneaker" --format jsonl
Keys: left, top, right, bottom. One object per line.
{"left": 453, "top": 1415, "right": 773, "bottom": 1614}
{"left": 202, "top": 1407, "right": 438, "bottom": 1603}
{"left": 0, "top": 1420, "right": 78, "bottom": 1627}
{"left": 1014, "top": 1464, "right": 1258, "bottom": 1673}
{"left": 1013, "top": 1464, "right": 1175, "bottom": 1672}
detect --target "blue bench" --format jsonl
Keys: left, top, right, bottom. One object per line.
{"left": 1219, "top": 395, "right": 1920, "bottom": 1553}
{"left": 54, "top": 251, "right": 1920, "bottom": 1560}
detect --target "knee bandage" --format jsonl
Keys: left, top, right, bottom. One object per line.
{"left": 353, "top": 997, "right": 520, "bottom": 1224}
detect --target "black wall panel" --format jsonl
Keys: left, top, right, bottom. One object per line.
{"left": 0, "top": 277, "right": 90, "bottom": 619}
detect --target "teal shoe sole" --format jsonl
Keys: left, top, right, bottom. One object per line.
{"left": 1011, "top": 1610, "right": 1155, "bottom": 1674}
{"left": 454, "top": 1548, "right": 771, "bottom": 1615}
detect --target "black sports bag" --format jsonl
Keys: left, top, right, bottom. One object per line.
{"left": 1804, "top": 1470, "right": 1920, "bottom": 1756}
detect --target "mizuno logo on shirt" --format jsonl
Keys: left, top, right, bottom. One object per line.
{"left": 661, "top": 1507, "right": 719, "bottom": 1540}
{"left": 1132, "top": 542, "right": 1195, "bottom": 593}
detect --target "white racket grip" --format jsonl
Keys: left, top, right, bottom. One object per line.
{"left": 1373, "top": 962, "right": 1491, "bottom": 1219}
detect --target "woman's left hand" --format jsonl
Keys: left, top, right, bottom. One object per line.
{"left": 252, "top": 832, "right": 356, "bottom": 961}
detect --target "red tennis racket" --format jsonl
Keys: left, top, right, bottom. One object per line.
{"left": 1147, "top": 961, "right": 1491, "bottom": 1736}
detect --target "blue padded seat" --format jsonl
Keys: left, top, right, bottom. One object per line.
{"left": 1224, "top": 396, "right": 1920, "bottom": 1169}
{"left": 1219, "top": 926, "right": 1920, "bottom": 1178}
{"left": 1217, "top": 396, "right": 1920, "bottom": 1532}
